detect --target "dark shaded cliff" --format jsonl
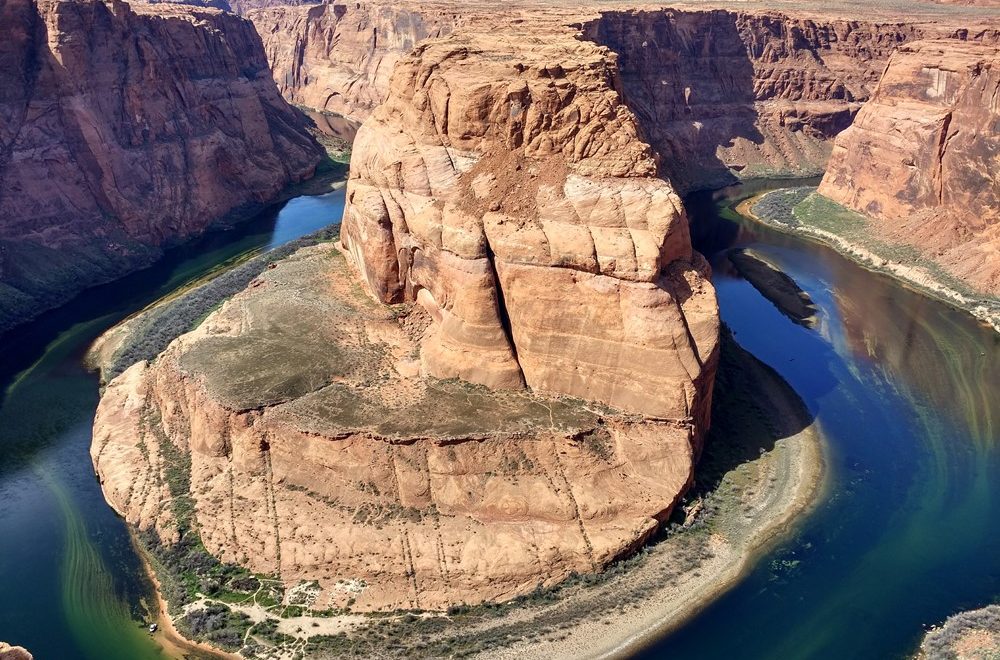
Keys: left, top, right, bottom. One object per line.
{"left": 0, "top": 0, "right": 322, "bottom": 332}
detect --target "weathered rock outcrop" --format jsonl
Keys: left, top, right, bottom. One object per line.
{"left": 0, "top": 643, "right": 32, "bottom": 660}
{"left": 819, "top": 40, "right": 1000, "bottom": 295}
{"left": 248, "top": 2, "right": 464, "bottom": 121}
{"left": 0, "top": 0, "right": 322, "bottom": 332}
{"left": 341, "top": 29, "right": 719, "bottom": 424}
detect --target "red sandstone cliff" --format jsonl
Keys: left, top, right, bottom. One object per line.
{"left": 0, "top": 0, "right": 322, "bottom": 331}
{"left": 819, "top": 40, "right": 1000, "bottom": 295}
{"left": 582, "top": 11, "right": 930, "bottom": 191}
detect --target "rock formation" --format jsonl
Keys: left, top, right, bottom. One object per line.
{"left": 819, "top": 40, "right": 1000, "bottom": 295}
{"left": 93, "top": 243, "right": 705, "bottom": 611}
{"left": 93, "top": 23, "right": 719, "bottom": 612}
{"left": 249, "top": 1, "right": 999, "bottom": 192}
{"left": 0, "top": 643, "right": 32, "bottom": 660}
{"left": 0, "top": 0, "right": 321, "bottom": 332}
{"left": 341, "top": 29, "right": 719, "bottom": 423}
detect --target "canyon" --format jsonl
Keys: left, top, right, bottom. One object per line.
{"left": 78, "top": 0, "right": 1000, "bottom": 626}
{"left": 0, "top": 0, "right": 322, "bottom": 333}
{"left": 0, "top": 0, "right": 962, "bottom": 654}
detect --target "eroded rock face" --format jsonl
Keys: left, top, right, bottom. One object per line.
{"left": 250, "top": 1, "right": 994, "bottom": 193}
{"left": 0, "top": 0, "right": 321, "bottom": 331}
{"left": 93, "top": 244, "right": 699, "bottom": 611}
{"left": 819, "top": 40, "right": 1000, "bottom": 294}
{"left": 341, "top": 29, "right": 719, "bottom": 426}
{"left": 0, "top": 643, "right": 32, "bottom": 660}
{"left": 248, "top": 2, "right": 464, "bottom": 121}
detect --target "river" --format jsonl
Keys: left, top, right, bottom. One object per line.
{"left": 0, "top": 179, "right": 997, "bottom": 659}
{"left": 0, "top": 189, "right": 346, "bottom": 659}
{"left": 641, "top": 180, "right": 1000, "bottom": 659}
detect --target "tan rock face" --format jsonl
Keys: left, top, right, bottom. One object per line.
{"left": 0, "top": 643, "right": 32, "bottom": 660}
{"left": 341, "top": 30, "right": 719, "bottom": 424}
{"left": 248, "top": 2, "right": 464, "bottom": 121}
{"left": 93, "top": 245, "right": 699, "bottom": 611}
{"left": 0, "top": 0, "right": 321, "bottom": 331}
{"left": 819, "top": 40, "right": 1000, "bottom": 294}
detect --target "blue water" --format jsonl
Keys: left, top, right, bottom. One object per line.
{"left": 0, "top": 189, "right": 345, "bottom": 659}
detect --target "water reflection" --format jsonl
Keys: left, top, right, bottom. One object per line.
{"left": 644, "top": 181, "right": 1000, "bottom": 660}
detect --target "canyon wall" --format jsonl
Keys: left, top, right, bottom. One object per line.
{"left": 248, "top": 2, "right": 465, "bottom": 121}
{"left": 0, "top": 0, "right": 321, "bottom": 332}
{"left": 249, "top": 2, "right": 967, "bottom": 192}
{"left": 819, "top": 39, "right": 1000, "bottom": 295}
{"left": 582, "top": 11, "right": 938, "bottom": 191}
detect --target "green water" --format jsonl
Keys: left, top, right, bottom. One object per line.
{"left": 0, "top": 190, "right": 345, "bottom": 658}
{"left": 642, "top": 181, "right": 1000, "bottom": 659}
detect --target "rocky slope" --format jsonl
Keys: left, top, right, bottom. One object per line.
{"left": 0, "top": 0, "right": 321, "bottom": 332}
{"left": 93, "top": 23, "right": 720, "bottom": 612}
{"left": 819, "top": 39, "right": 1000, "bottom": 295}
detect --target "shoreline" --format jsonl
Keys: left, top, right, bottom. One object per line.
{"left": 133, "top": 538, "right": 237, "bottom": 660}
{"left": 735, "top": 193, "right": 1000, "bottom": 334}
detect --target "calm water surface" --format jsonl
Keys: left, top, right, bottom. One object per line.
{"left": 0, "top": 190, "right": 345, "bottom": 659}
{"left": 642, "top": 181, "right": 1000, "bottom": 659}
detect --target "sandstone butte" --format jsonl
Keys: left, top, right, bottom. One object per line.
{"left": 93, "top": 20, "right": 721, "bottom": 612}
{"left": 819, "top": 39, "right": 1000, "bottom": 296}
{"left": 0, "top": 0, "right": 322, "bottom": 333}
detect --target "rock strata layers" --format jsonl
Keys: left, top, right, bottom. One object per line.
{"left": 819, "top": 40, "right": 1000, "bottom": 295}
{"left": 250, "top": 1, "right": 996, "bottom": 192}
{"left": 341, "top": 29, "right": 719, "bottom": 425}
{"left": 0, "top": 0, "right": 321, "bottom": 331}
